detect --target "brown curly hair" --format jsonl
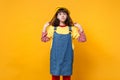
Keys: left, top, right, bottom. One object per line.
{"left": 49, "top": 7, "right": 74, "bottom": 27}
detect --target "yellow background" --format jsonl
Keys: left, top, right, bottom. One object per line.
{"left": 0, "top": 0, "right": 120, "bottom": 80}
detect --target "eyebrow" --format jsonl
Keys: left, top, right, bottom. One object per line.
{"left": 58, "top": 12, "right": 67, "bottom": 14}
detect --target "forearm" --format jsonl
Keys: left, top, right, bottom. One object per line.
{"left": 41, "top": 26, "right": 50, "bottom": 42}
{"left": 42, "top": 26, "right": 47, "bottom": 32}
{"left": 77, "top": 27, "right": 87, "bottom": 42}
{"left": 77, "top": 26, "right": 84, "bottom": 33}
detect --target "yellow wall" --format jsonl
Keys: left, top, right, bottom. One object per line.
{"left": 0, "top": 0, "right": 120, "bottom": 80}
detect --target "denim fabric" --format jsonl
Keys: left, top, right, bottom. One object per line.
{"left": 50, "top": 26, "right": 74, "bottom": 76}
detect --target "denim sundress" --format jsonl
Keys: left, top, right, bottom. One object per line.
{"left": 50, "top": 26, "right": 74, "bottom": 76}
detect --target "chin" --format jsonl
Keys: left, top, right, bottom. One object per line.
{"left": 61, "top": 20, "right": 66, "bottom": 22}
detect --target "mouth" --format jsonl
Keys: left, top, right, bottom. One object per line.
{"left": 61, "top": 18, "right": 65, "bottom": 20}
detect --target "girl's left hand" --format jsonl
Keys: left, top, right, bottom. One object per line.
{"left": 74, "top": 22, "right": 84, "bottom": 32}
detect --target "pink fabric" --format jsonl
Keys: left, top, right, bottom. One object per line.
{"left": 41, "top": 31, "right": 50, "bottom": 42}
{"left": 77, "top": 29, "right": 87, "bottom": 42}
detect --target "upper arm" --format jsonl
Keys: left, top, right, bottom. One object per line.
{"left": 71, "top": 26, "right": 80, "bottom": 39}
{"left": 41, "top": 25, "right": 54, "bottom": 42}
{"left": 71, "top": 26, "right": 87, "bottom": 42}
{"left": 46, "top": 25, "right": 54, "bottom": 38}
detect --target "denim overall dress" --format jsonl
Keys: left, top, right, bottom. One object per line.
{"left": 50, "top": 26, "right": 74, "bottom": 76}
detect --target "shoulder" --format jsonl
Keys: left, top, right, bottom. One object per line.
{"left": 47, "top": 25, "right": 54, "bottom": 30}
{"left": 71, "top": 26, "right": 78, "bottom": 31}
{"left": 48, "top": 25, "right": 54, "bottom": 28}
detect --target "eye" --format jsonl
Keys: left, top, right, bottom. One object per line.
{"left": 58, "top": 12, "right": 67, "bottom": 16}
{"left": 63, "top": 13, "right": 66, "bottom": 15}
{"left": 58, "top": 13, "right": 62, "bottom": 15}
{"left": 63, "top": 13, "right": 67, "bottom": 16}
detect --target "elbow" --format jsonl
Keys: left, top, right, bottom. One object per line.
{"left": 78, "top": 37, "right": 87, "bottom": 42}
{"left": 77, "top": 31, "right": 87, "bottom": 42}
{"left": 41, "top": 37, "right": 50, "bottom": 42}
{"left": 41, "top": 32, "right": 50, "bottom": 42}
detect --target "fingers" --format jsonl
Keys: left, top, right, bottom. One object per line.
{"left": 44, "top": 22, "right": 50, "bottom": 28}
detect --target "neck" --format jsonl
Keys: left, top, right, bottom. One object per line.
{"left": 59, "top": 21, "right": 66, "bottom": 27}
{"left": 60, "top": 21, "right": 65, "bottom": 25}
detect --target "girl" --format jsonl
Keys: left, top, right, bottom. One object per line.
{"left": 41, "top": 7, "right": 87, "bottom": 80}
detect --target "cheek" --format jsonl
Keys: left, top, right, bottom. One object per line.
{"left": 57, "top": 16, "right": 59, "bottom": 19}
{"left": 64, "top": 16, "right": 67, "bottom": 20}
{"left": 65, "top": 16, "right": 67, "bottom": 18}
{"left": 65, "top": 15, "right": 67, "bottom": 18}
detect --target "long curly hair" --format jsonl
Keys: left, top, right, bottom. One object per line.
{"left": 49, "top": 7, "right": 74, "bottom": 27}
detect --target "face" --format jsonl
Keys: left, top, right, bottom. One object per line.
{"left": 57, "top": 12, "right": 67, "bottom": 22}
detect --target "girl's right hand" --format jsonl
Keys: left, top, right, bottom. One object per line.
{"left": 44, "top": 22, "right": 50, "bottom": 28}
{"left": 42, "top": 22, "right": 50, "bottom": 32}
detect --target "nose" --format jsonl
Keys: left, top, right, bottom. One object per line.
{"left": 61, "top": 15, "right": 64, "bottom": 17}
{"left": 62, "top": 15, "right": 65, "bottom": 18}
